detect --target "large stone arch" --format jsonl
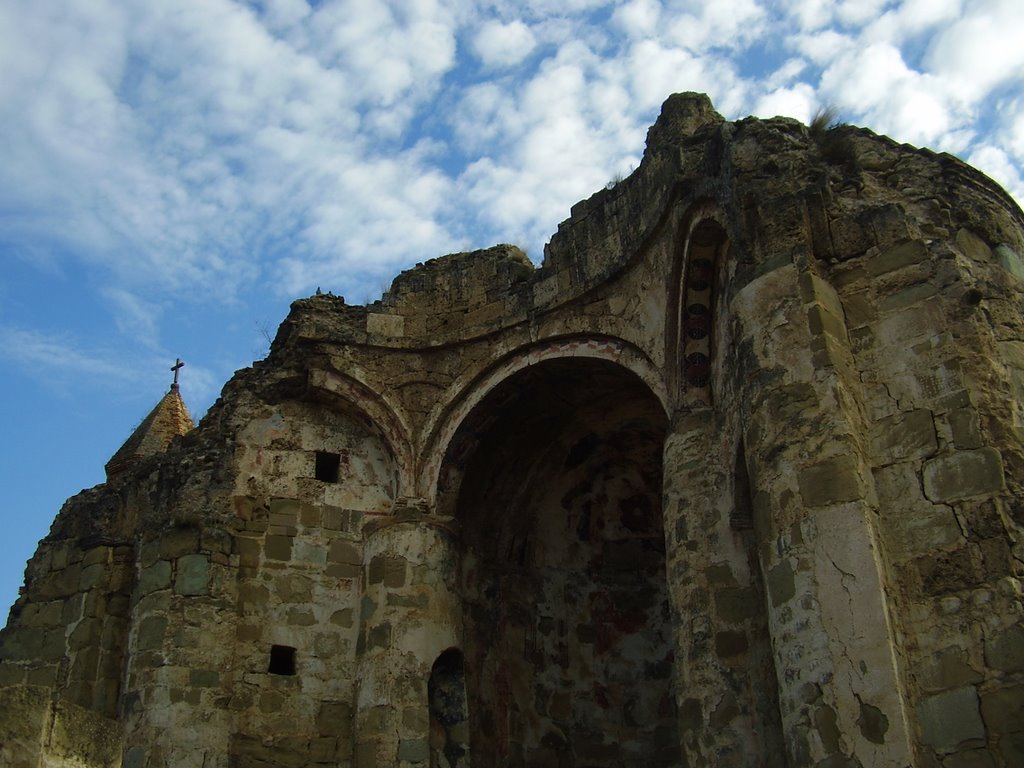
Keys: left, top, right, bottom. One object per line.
{"left": 419, "top": 335, "right": 668, "bottom": 508}
{"left": 436, "top": 354, "right": 681, "bottom": 766}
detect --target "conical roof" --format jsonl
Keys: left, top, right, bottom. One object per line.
{"left": 105, "top": 383, "right": 194, "bottom": 480}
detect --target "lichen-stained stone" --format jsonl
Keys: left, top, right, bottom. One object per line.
{"left": 173, "top": 554, "right": 209, "bottom": 596}
{"left": 138, "top": 560, "right": 171, "bottom": 595}
{"left": 923, "top": 448, "right": 1005, "bottom": 503}
{"left": 870, "top": 409, "right": 938, "bottom": 464}
{"left": 984, "top": 625, "right": 1024, "bottom": 674}
{"left": 917, "top": 686, "right": 986, "bottom": 753}
{"left": 797, "top": 455, "right": 863, "bottom": 507}
{"left": 4, "top": 92, "right": 1024, "bottom": 767}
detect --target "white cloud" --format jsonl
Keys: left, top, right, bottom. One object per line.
{"left": 780, "top": 0, "right": 836, "bottom": 32}
{"left": 753, "top": 83, "right": 817, "bottom": 122}
{"left": 969, "top": 144, "right": 1024, "bottom": 207}
{"left": 819, "top": 41, "right": 960, "bottom": 147}
{"left": 924, "top": 0, "right": 1024, "bottom": 105}
{"left": 0, "top": 0, "right": 1021, "bottom": 326}
{"left": 790, "top": 29, "right": 854, "bottom": 65}
{"left": 612, "top": 0, "right": 661, "bottom": 38}
{"left": 1006, "top": 100, "right": 1024, "bottom": 162}
{"left": 864, "top": 0, "right": 962, "bottom": 45}
{"left": 472, "top": 19, "right": 538, "bottom": 68}
{"left": 660, "top": 0, "right": 766, "bottom": 54}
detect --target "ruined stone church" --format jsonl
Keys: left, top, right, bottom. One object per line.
{"left": 2, "top": 93, "right": 1023, "bottom": 767}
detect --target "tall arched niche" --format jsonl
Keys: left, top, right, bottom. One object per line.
{"left": 439, "top": 356, "right": 680, "bottom": 766}
{"left": 667, "top": 209, "right": 731, "bottom": 408}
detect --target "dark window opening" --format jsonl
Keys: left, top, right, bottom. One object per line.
{"left": 315, "top": 451, "right": 341, "bottom": 483}
{"left": 429, "top": 648, "right": 469, "bottom": 767}
{"left": 268, "top": 644, "right": 296, "bottom": 675}
{"left": 731, "top": 442, "right": 754, "bottom": 530}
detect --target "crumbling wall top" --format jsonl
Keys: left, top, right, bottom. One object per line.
{"left": 643, "top": 91, "right": 724, "bottom": 152}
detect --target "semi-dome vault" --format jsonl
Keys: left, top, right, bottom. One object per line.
{"left": 3, "top": 93, "right": 1024, "bottom": 768}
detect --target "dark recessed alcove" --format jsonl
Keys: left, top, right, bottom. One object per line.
{"left": 314, "top": 451, "right": 341, "bottom": 483}
{"left": 268, "top": 644, "right": 296, "bottom": 676}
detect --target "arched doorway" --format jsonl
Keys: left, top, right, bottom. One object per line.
{"left": 441, "top": 356, "right": 680, "bottom": 766}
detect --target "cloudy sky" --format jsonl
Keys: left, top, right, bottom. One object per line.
{"left": 2, "top": 0, "right": 1022, "bottom": 613}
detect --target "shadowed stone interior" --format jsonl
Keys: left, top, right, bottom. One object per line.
{"left": 450, "top": 359, "right": 679, "bottom": 766}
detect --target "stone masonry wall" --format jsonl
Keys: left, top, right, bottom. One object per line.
{"left": 2, "top": 93, "right": 1022, "bottom": 767}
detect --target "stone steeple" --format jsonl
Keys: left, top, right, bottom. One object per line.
{"left": 104, "top": 361, "right": 194, "bottom": 480}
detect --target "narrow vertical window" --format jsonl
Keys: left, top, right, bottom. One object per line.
{"left": 731, "top": 442, "right": 754, "bottom": 530}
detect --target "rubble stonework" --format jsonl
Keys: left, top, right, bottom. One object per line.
{"left": 2, "top": 92, "right": 1024, "bottom": 767}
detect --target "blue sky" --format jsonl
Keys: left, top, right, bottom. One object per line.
{"left": 2, "top": 0, "right": 1023, "bottom": 615}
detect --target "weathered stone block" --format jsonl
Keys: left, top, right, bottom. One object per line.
{"left": 160, "top": 527, "right": 199, "bottom": 559}
{"left": 866, "top": 239, "right": 928, "bottom": 276}
{"left": 956, "top": 229, "right": 992, "bottom": 263}
{"left": 870, "top": 409, "right": 937, "bottom": 464}
{"left": 292, "top": 540, "right": 326, "bottom": 565}
{"left": 277, "top": 574, "right": 313, "bottom": 603}
{"left": 948, "top": 408, "right": 983, "bottom": 450}
{"left": 235, "top": 537, "right": 260, "bottom": 568}
{"left": 767, "top": 560, "right": 795, "bottom": 607}
{"left": 287, "top": 608, "right": 315, "bottom": 626}
{"left": 139, "top": 560, "right": 172, "bottom": 595}
{"left": 995, "top": 243, "right": 1024, "bottom": 280}
{"left": 265, "top": 535, "right": 293, "bottom": 561}
{"left": 330, "top": 609, "right": 353, "bottom": 628}
{"left": 68, "top": 618, "right": 102, "bottom": 650}
{"left": 980, "top": 683, "right": 1024, "bottom": 735}
{"left": 136, "top": 616, "right": 168, "bottom": 651}
{"left": 383, "top": 557, "right": 407, "bottom": 588}
{"left": 123, "top": 747, "right": 146, "bottom": 768}
{"left": 366, "top": 623, "right": 391, "bottom": 650}
{"left": 715, "top": 586, "right": 759, "bottom": 621}
{"left": 940, "top": 750, "right": 995, "bottom": 768}
{"left": 317, "top": 700, "right": 353, "bottom": 738}
{"left": 269, "top": 497, "right": 300, "bottom": 527}
{"left": 874, "top": 463, "right": 963, "bottom": 561}
{"left": 916, "top": 686, "right": 985, "bottom": 752}
{"left": 190, "top": 669, "right": 220, "bottom": 688}
{"left": 879, "top": 280, "right": 939, "bottom": 314}
{"left": 807, "top": 303, "right": 847, "bottom": 342}
{"left": 798, "top": 454, "right": 862, "bottom": 506}
{"left": 714, "top": 631, "right": 748, "bottom": 659}
{"left": 81, "top": 547, "right": 110, "bottom": 567}
{"left": 329, "top": 540, "right": 361, "bottom": 565}
{"left": 999, "top": 731, "right": 1024, "bottom": 765}
{"left": 984, "top": 624, "right": 1024, "bottom": 673}
{"left": 174, "top": 554, "right": 209, "bottom": 596}
{"left": 916, "top": 546, "right": 985, "bottom": 595}
{"left": 919, "top": 646, "right": 982, "bottom": 694}
{"left": 327, "top": 562, "right": 361, "bottom": 578}
{"left": 923, "top": 448, "right": 1004, "bottom": 503}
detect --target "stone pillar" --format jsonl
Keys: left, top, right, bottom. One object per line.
{"left": 120, "top": 524, "right": 234, "bottom": 768}
{"left": 736, "top": 261, "right": 915, "bottom": 767}
{"left": 354, "top": 509, "right": 463, "bottom": 768}
{"left": 663, "top": 409, "right": 787, "bottom": 767}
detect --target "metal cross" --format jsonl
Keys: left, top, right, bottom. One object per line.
{"left": 171, "top": 358, "right": 185, "bottom": 389}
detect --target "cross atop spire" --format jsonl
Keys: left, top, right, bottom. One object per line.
{"left": 170, "top": 358, "right": 185, "bottom": 391}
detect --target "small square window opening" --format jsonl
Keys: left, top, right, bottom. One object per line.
{"left": 268, "top": 644, "right": 296, "bottom": 676}
{"left": 315, "top": 451, "right": 341, "bottom": 483}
